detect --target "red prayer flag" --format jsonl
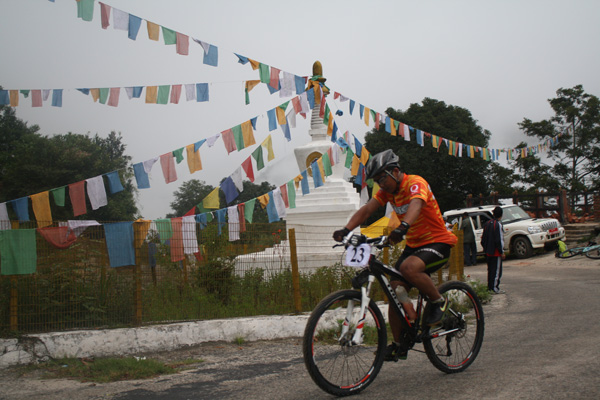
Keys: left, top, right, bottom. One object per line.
{"left": 237, "top": 203, "right": 246, "bottom": 233}
{"left": 279, "top": 184, "right": 289, "bottom": 208}
{"left": 241, "top": 157, "right": 255, "bottom": 182}
{"left": 69, "top": 181, "right": 87, "bottom": 217}
{"left": 292, "top": 97, "right": 302, "bottom": 113}
{"left": 37, "top": 226, "right": 77, "bottom": 249}
{"left": 170, "top": 217, "right": 184, "bottom": 262}
{"left": 183, "top": 206, "right": 196, "bottom": 216}
{"left": 170, "top": 84, "right": 182, "bottom": 104}
{"left": 176, "top": 32, "right": 189, "bottom": 55}
{"left": 221, "top": 129, "right": 237, "bottom": 154}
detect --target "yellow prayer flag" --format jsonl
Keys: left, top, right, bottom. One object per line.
{"left": 317, "top": 158, "right": 326, "bottom": 181}
{"left": 9, "top": 90, "right": 19, "bottom": 107}
{"left": 90, "top": 88, "right": 100, "bottom": 102}
{"left": 245, "top": 80, "right": 260, "bottom": 92}
{"left": 326, "top": 113, "right": 334, "bottom": 136}
{"left": 145, "top": 86, "right": 158, "bottom": 103}
{"left": 275, "top": 107, "right": 286, "bottom": 125}
{"left": 261, "top": 135, "right": 275, "bottom": 161}
{"left": 314, "top": 85, "right": 321, "bottom": 105}
{"left": 134, "top": 219, "right": 151, "bottom": 249}
{"left": 241, "top": 121, "right": 256, "bottom": 147}
{"left": 372, "top": 182, "right": 380, "bottom": 197}
{"left": 186, "top": 144, "right": 202, "bottom": 173}
{"left": 364, "top": 107, "right": 370, "bottom": 126}
{"left": 360, "top": 148, "right": 370, "bottom": 166}
{"left": 248, "top": 58, "right": 260, "bottom": 70}
{"left": 294, "top": 174, "right": 303, "bottom": 189}
{"left": 203, "top": 187, "right": 220, "bottom": 209}
{"left": 387, "top": 212, "right": 402, "bottom": 231}
{"left": 351, "top": 155, "right": 361, "bottom": 176}
{"left": 257, "top": 194, "right": 270, "bottom": 209}
{"left": 390, "top": 119, "right": 397, "bottom": 136}
{"left": 448, "top": 141, "right": 454, "bottom": 156}
{"left": 147, "top": 21, "right": 160, "bottom": 41}
{"left": 30, "top": 191, "right": 52, "bottom": 228}
{"left": 469, "top": 145, "right": 475, "bottom": 158}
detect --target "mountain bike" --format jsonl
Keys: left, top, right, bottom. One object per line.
{"left": 302, "top": 233, "right": 485, "bottom": 396}
{"left": 555, "top": 240, "right": 600, "bottom": 259}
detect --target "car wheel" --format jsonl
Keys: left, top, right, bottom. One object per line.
{"left": 512, "top": 236, "right": 533, "bottom": 259}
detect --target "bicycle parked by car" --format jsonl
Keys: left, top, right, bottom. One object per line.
{"left": 302, "top": 233, "right": 485, "bottom": 396}
{"left": 555, "top": 239, "right": 600, "bottom": 259}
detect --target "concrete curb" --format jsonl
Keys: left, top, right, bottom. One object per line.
{"left": 0, "top": 313, "right": 311, "bottom": 369}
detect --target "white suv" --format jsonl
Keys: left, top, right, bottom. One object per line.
{"left": 444, "top": 204, "right": 566, "bottom": 259}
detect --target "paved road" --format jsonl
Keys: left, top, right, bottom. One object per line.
{"left": 2, "top": 252, "right": 599, "bottom": 399}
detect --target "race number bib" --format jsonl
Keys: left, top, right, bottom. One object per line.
{"left": 345, "top": 244, "right": 371, "bottom": 268}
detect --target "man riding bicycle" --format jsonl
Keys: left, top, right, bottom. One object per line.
{"left": 333, "top": 149, "right": 457, "bottom": 361}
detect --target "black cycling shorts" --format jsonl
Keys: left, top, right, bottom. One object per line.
{"left": 393, "top": 243, "right": 452, "bottom": 276}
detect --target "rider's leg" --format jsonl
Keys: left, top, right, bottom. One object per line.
{"left": 388, "top": 281, "right": 416, "bottom": 342}
{"left": 398, "top": 256, "right": 442, "bottom": 301}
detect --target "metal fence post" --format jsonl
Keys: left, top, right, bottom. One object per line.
{"left": 133, "top": 260, "right": 142, "bottom": 326}
{"left": 288, "top": 228, "right": 302, "bottom": 313}
{"left": 9, "top": 276, "right": 18, "bottom": 331}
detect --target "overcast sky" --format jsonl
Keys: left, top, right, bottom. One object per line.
{"left": 1, "top": 0, "right": 599, "bottom": 219}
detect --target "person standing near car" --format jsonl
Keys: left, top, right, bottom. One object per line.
{"left": 481, "top": 206, "right": 505, "bottom": 294}
{"left": 461, "top": 212, "right": 477, "bottom": 266}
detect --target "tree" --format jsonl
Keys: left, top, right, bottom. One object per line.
{"left": 0, "top": 105, "right": 138, "bottom": 221}
{"left": 487, "top": 162, "right": 518, "bottom": 194}
{"left": 509, "top": 143, "right": 561, "bottom": 193}
{"left": 519, "top": 85, "right": 600, "bottom": 192}
{"left": 365, "top": 98, "right": 492, "bottom": 213}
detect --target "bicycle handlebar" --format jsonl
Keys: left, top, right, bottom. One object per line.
{"left": 332, "top": 232, "right": 390, "bottom": 249}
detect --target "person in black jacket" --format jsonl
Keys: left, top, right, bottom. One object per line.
{"left": 481, "top": 206, "right": 506, "bottom": 294}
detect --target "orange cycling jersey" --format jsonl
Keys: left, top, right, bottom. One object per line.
{"left": 374, "top": 174, "right": 457, "bottom": 248}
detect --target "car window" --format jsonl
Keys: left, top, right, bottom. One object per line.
{"left": 501, "top": 206, "right": 531, "bottom": 224}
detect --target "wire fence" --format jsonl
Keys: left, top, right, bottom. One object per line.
{"left": 0, "top": 220, "right": 464, "bottom": 337}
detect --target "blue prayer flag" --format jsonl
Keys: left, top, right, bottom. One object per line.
{"left": 267, "top": 109, "right": 277, "bottom": 131}
{"left": 295, "top": 75, "right": 305, "bottom": 94}
{"left": 349, "top": 100, "right": 355, "bottom": 115}
{"left": 266, "top": 192, "right": 280, "bottom": 223}
{"left": 133, "top": 163, "right": 150, "bottom": 189}
{"left": 196, "top": 83, "right": 209, "bottom": 102}
{"left": 77, "top": 88, "right": 90, "bottom": 95}
{"left": 301, "top": 170, "right": 310, "bottom": 195}
{"left": 11, "top": 197, "right": 30, "bottom": 222}
{"left": 235, "top": 53, "right": 249, "bottom": 64}
{"left": 0, "top": 90, "right": 10, "bottom": 105}
{"left": 203, "top": 45, "right": 218, "bottom": 67}
{"left": 104, "top": 222, "right": 136, "bottom": 267}
{"left": 105, "top": 171, "right": 124, "bottom": 194}
{"left": 311, "top": 161, "right": 324, "bottom": 188}
{"left": 307, "top": 88, "right": 315, "bottom": 109}
{"left": 220, "top": 177, "right": 239, "bottom": 204}
{"left": 194, "top": 139, "right": 206, "bottom": 152}
{"left": 281, "top": 118, "right": 291, "bottom": 142}
{"left": 215, "top": 208, "right": 226, "bottom": 235}
{"left": 51, "top": 89, "right": 63, "bottom": 107}
{"left": 132, "top": 86, "right": 143, "bottom": 98}
{"left": 195, "top": 213, "right": 208, "bottom": 230}
{"left": 128, "top": 14, "right": 142, "bottom": 40}
{"left": 354, "top": 138, "right": 363, "bottom": 157}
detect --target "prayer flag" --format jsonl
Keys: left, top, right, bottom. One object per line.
{"left": 287, "top": 181, "right": 296, "bottom": 209}
{"left": 232, "top": 125, "right": 244, "bottom": 150}
{"left": 104, "top": 222, "right": 136, "bottom": 267}
{"left": 50, "top": 186, "right": 66, "bottom": 206}
{"left": 170, "top": 217, "right": 184, "bottom": 262}
{"left": 86, "top": 175, "right": 108, "bottom": 210}
{"left": 162, "top": 26, "right": 177, "bottom": 45}
{"left": 160, "top": 153, "right": 178, "bottom": 183}
{"left": 203, "top": 45, "right": 218, "bottom": 66}
{"left": 300, "top": 171, "right": 310, "bottom": 195}
{"left": 107, "top": 87, "right": 120, "bottom": 107}
{"left": 267, "top": 109, "right": 277, "bottom": 131}
{"left": 170, "top": 84, "right": 182, "bottom": 104}
{"left": 176, "top": 32, "right": 189, "bottom": 55}
{"left": 51, "top": 89, "right": 62, "bottom": 107}
{"left": 196, "top": 83, "right": 209, "bottom": 102}
{"left": 221, "top": 129, "right": 236, "bottom": 154}
{"left": 30, "top": 192, "right": 52, "bottom": 228}
{"left": 242, "top": 157, "right": 255, "bottom": 182}
{"left": 0, "top": 230, "right": 37, "bottom": 275}
{"left": 77, "top": 0, "right": 94, "bottom": 22}
{"left": 220, "top": 177, "right": 239, "bottom": 204}
{"left": 228, "top": 206, "right": 240, "bottom": 241}
{"left": 244, "top": 198, "right": 256, "bottom": 223}
{"left": 266, "top": 192, "right": 280, "bottom": 223}
{"left": 133, "top": 162, "right": 150, "bottom": 189}
{"left": 241, "top": 120, "right": 256, "bottom": 147}
{"left": 69, "top": 181, "right": 87, "bottom": 217}
{"left": 259, "top": 63, "right": 270, "bottom": 83}
{"left": 100, "top": 2, "right": 111, "bottom": 29}
{"left": 10, "top": 197, "right": 29, "bottom": 222}
{"left": 186, "top": 144, "right": 202, "bottom": 173}
{"left": 203, "top": 187, "right": 220, "bottom": 209}
{"left": 128, "top": 14, "right": 141, "bottom": 40}
{"left": 147, "top": 21, "right": 160, "bottom": 40}
{"left": 145, "top": 86, "right": 158, "bottom": 103}
{"left": 252, "top": 146, "right": 264, "bottom": 170}
{"left": 261, "top": 135, "right": 275, "bottom": 161}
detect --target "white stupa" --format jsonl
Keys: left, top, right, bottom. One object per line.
{"left": 235, "top": 62, "right": 360, "bottom": 274}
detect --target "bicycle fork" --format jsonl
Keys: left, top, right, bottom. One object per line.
{"left": 340, "top": 275, "right": 375, "bottom": 346}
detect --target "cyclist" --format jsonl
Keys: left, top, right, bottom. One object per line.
{"left": 333, "top": 149, "right": 457, "bottom": 361}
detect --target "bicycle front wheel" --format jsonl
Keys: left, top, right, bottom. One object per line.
{"left": 556, "top": 248, "right": 582, "bottom": 258}
{"left": 303, "top": 289, "right": 387, "bottom": 396}
{"left": 585, "top": 247, "right": 600, "bottom": 259}
{"left": 423, "top": 281, "right": 485, "bottom": 374}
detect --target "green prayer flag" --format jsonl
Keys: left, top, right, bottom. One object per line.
{"left": 99, "top": 88, "right": 109, "bottom": 104}
{"left": 50, "top": 186, "right": 66, "bottom": 207}
{"left": 322, "top": 153, "right": 333, "bottom": 176}
{"left": 252, "top": 147, "right": 264, "bottom": 170}
{"left": 287, "top": 181, "right": 296, "bottom": 209}
{"left": 244, "top": 198, "right": 256, "bottom": 223}
{"left": 77, "top": 0, "right": 95, "bottom": 22}
{"left": 196, "top": 201, "right": 208, "bottom": 214}
{"left": 279, "top": 101, "right": 290, "bottom": 111}
{"left": 259, "top": 63, "right": 270, "bottom": 83}
{"left": 0, "top": 230, "right": 37, "bottom": 275}
{"left": 370, "top": 109, "right": 376, "bottom": 121}
{"left": 232, "top": 125, "right": 244, "bottom": 151}
{"left": 155, "top": 219, "right": 173, "bottom": 243}
{"left": 20, "top": 90, "right": 30, "bottom": 98}
{"left": 323, "top": 105, "right": 330, "bottom": 126}
{"left": 172, "top": 148, "right": 185, "bottom": 163}
{"left": 345, "top": 148, "right": 354, "bottom": 169}
{"left": 157, "top": 85, "right": 170, "bottom": 104}
{"left": 162, "top": 27, "right": 177, "bottom": 45}
{"left": 245, "top": 88, "right": 250, "bottom": 105}
{"left": 206, "top": 212, "right": 214, "bottom": 223}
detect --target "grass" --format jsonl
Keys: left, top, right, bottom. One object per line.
{"left": 22, "top": 356, "right": 204, "bottom": 383}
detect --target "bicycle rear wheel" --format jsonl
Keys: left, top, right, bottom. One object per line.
{"left": 303, "top": 289, "right": 387, "bottom": 396}
{"left": 584, "top": 246, "right": 600, "bottom": 259}
{"left": 423, "top": 281, "right": 484, "bottom": 374}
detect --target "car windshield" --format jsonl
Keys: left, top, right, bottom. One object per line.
{"left": 501, "top": 206, "right": 531, "bottom": 224}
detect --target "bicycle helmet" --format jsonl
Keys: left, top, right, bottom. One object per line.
{"left": 365, "top": 149, "right": 400, "bottom": 180}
